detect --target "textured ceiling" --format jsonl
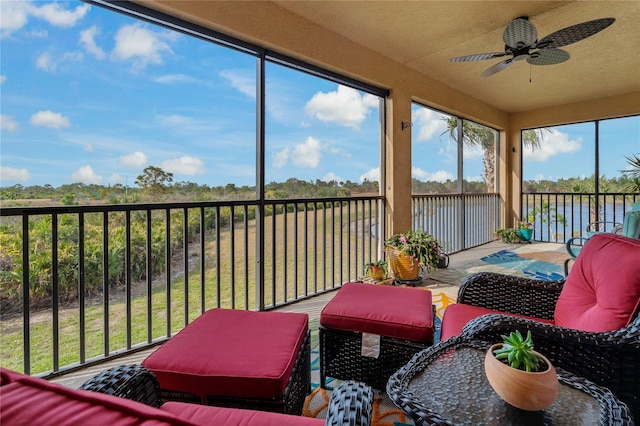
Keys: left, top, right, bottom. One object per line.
{"left": 273, "top": 1, "right": 640, "bottom": 114}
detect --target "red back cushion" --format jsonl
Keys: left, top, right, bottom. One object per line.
{"left": 555, "top": 233, "right": 640, "bottom": 331}
{"left": 0, "top": 368, "right": 195, "bottom": 426}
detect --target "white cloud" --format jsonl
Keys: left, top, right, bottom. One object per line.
{"left": 30, "top": 110, "right": 70, "bottom": 129}
{"left": 292, "top": 137, "right": 321, "bottom": 168}
{"left": 1, "top": 115, "right": 18, "bottom": 131}
{"left": 322, "top": 172, "right": 343, "bottom": 183}
{"left": 161, "top": 156, "right": 205, "bottom": 175}
{"left": 220, "top": 69, "right": 255, "bottom": 99}
{"left": 80, "top": 25, "right": 105, "bottom": 60}
{"left": 84, "top": 143, "right": 94, "bottom": 152}
{"left": 412, "top": 108, "right": 448, "bottom": 142}
{"left": 305, "top": 85, "right": 378, "bottom": 129}
{"left": 412, "top": 167, "right": 454, "bottom": 182}
{"left": 109, "top": 173, "right": 123, "bottom": 184}
{"left": 0, "top": 166, "right": 30, "bottom": 182}
{"left": 157, "top": 114, "right": 192, "bottom": 127}
{"left": 523, "top": 129, "right": 581, "bottom": 161}
{"left": 30, "top": 3, "right": 90, "bottom": 28}
{"left": 111, "top": 23, "right": 173, "bottom": 70}
{"left": 1, "top": 1, "right": 89, "bottom": 38}
{"left": 72, "top": 165, "right": 102, "bottom": 184}
{"left": 463, "top": 144, "right": 485, "bottom": 160}
{"left": 0, "top": 75, "right": 6, "bottom": 84}
{"left": 1, "top": 1, "right": 31, "bottom": 38}
{"left": 36, "top": 52, "right": 54, "bottom": 72}
{"left": 359, "top": 168, "right": 379, "bottom": 183}
{"left": 273, "top": 147, "right": 290, "bottom": 169}
{"left": 155, "top": 74, "right": 198, "bottom": 84}
{"left": 120, "top": 151, "right": 147, "bottom": 168}
{"left": 36, "top": 50, "right": 83, "bottom": 73}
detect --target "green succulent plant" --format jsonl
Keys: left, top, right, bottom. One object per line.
{"left": 493, "top": 330, "right": 545, "bottom": 372}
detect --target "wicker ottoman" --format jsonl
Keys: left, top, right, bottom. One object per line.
{"left": 142, "top": 308, "right": 310, "bottom": 414}
{"left": 319, "top": 282, "right": 434, "bottom": 390}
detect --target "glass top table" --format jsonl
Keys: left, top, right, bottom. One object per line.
{"left": 386, "top": 338, "right": 633, "bottom": 425}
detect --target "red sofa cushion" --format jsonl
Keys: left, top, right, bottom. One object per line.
{"left": 320, "top": 282, "right": 434, "bottom": 343}
{"left": 0, "top": 368, "right": 195, "bottom": 426}
{"left": 439, "top": 303, "right": 555, "bottom": 341}
{"left": 161, "top": 401, "right": 322, "bottom": 425}
{"left": 142, "top": 308, "right": 308, "bottom": 399}
{"left": 554, "top": 233, "right": 640, "bottom": 331}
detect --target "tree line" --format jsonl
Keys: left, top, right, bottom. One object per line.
{"left": 1, "top": 173, "right": 636, "bottom": 208}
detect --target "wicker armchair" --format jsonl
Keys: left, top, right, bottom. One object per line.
{"left": 449, "top": 272, "right": 640, "bottom": 422}
{"left": 82, "top": 364, "right": 374, "bottom": 426}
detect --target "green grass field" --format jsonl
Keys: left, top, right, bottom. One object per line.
{"left": 0, "top": 204, "right": 380, "bottom": 374}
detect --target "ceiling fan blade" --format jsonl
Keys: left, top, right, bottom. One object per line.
{"left": 537, "top": 18, "right": 615, "bottom": 49}
{"left": 527, "top": 48, "right": 570, "bottom": 65}
{"left": 449, "top": 52, "right": 507, "bottom": 62}
{"left": 503, "top": 18, "right": 537, "bottom": 49}
{"left": 481, "top": 59, "right": 514, "bottom": 78}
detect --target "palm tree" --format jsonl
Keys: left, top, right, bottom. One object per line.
{"left": 621, "top": 154, "right": 640, "bottom": 193}
{"left": 442, "top": 117, "right": 545, "bottom": 192}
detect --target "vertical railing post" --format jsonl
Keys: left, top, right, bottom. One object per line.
{"left": 124, "top": 210, "right": 131, "bottom": 350}
{"left": 102, "top": 211, "right": 110, "bottom": 356}
{"left": 22, "top": 215, "right": 30, "bottom": 375}
{"left": 51, "top": 214, "right": 59, "bottom": 372}
{"left": 79, "top": 212, "right": 86, "bottom": 363}
{"left": 183, "top": 207, "right": 189, "bottom": 324}
{"left": 146, "top": 209, "right": 152, "bottom": 343}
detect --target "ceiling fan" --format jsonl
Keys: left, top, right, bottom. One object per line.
{"left": 449, "top": 17, "right": 615, "bottom": 77}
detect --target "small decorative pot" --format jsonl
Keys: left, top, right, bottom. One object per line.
{"left": 518, "top": 228, "right": 533, "bottom": 241}
{"left": 484, "top": 343, "right": 558, "bottom": 411}
{"left": 368, "top": 266, "right": 385, "bottom": 280}
{"left": 387, "top": 246, "right": 420, "bottom": 280}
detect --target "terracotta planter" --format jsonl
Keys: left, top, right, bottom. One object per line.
{"left": 368, "top": 266, "right": 385, "bottom": 280}
{"left": 387, "top": 246, "right": 420, "bottom": 280}
{"left": 484, "top": 343, "right": 559, "bottom": 411}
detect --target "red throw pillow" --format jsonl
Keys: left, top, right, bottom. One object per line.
{"left": 554, "top": 234, "right": 640, "bottom": 331}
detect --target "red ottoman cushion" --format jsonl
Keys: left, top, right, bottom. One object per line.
{"left": 161, "top": 401, "right": 322, "bottom": 425}
{"left": 555, "top": 233, "right": 640, "bottom": 332}
{"left": 320, "top": 282, "right": 433, "bottom": 343}
{"left": 439, "top": 303, "right": 555, "bottom": 341}
{"left": 142, "top": 308, "right": 308, "bottom": 400}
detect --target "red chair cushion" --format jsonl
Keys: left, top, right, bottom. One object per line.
{"left": 142, "top": 308, "right": 308, "bottom": 399}
{"left": 320, "top": 282, "right": 434, "bottom": 343}
{"left": 0, "top": 368, "right": 195, "bottom": 426}
{"left": 161, "top": 401, "right": 322, "bottom": 425}
{"left": 554, "top": 233, "right": 640, "bottom": 331}
{"left": 439, "top": 303, "right": 555, "bottom": 341}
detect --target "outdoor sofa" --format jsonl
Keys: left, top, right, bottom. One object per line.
{"left": 1, "top": 364, "right": 373, "bottom": 425}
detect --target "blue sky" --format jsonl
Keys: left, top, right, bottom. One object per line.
{"left": 1, "top": 1, "right": 638, "bottom": 190}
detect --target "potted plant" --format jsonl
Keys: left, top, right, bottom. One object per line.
{"left": 494, "top": 227, "right": 522, "bottom": 244}
{"left": 517, "top": 221, "right": 534, "bottom": 241}
{"left": 364, "top": 260, "right": 388, "bottom": 280}
{"left": 384, "top": 229, "right": 443, "bottom": 280}
{"left": 484, "top": 330, "right": 558, "bottom": 411}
